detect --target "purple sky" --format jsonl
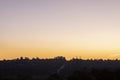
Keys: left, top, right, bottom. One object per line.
{"left": 1, "top": 0, "right": 120, "bottom": 59}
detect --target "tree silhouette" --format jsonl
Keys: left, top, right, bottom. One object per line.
{"left": 0, "top": 56, "right": 120, "bottom": 80}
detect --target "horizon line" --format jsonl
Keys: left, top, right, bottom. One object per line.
{"left": 1, "top": 56, "right": 120, "bottom": 61}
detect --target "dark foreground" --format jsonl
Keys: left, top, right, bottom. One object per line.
{"left": 1, "top": 57, "right": 120, "bottom": 80}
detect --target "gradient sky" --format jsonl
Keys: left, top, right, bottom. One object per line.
{"left": 1, "top": 0, "right": 120, "bottom": 60}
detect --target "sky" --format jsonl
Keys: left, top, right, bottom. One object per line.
{"left": 1, "top": 0, "right": 120, "bottom": 60}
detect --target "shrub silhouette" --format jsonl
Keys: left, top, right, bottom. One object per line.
{"left": 1, "top": 56, "right": 120, "bottom": 80}
{"left": 67, "top": 71, "right": 95, "bottom": 80}
{"left": 46, "top": 73, "right": 63, "bottom": 80}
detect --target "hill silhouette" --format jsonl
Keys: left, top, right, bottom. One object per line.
{"left": 1, "top": 56, "right": 120, "bottom": 80}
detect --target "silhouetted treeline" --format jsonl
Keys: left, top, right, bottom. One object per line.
{"left": 1, "top": 56, "right": 120, "bottom": 80}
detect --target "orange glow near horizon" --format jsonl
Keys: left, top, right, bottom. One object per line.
{"left": 1, "top": 0, "right": 120, "bottom": 60}
{"left": 1, "top": 41, "right": 120, "bottom": 60}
